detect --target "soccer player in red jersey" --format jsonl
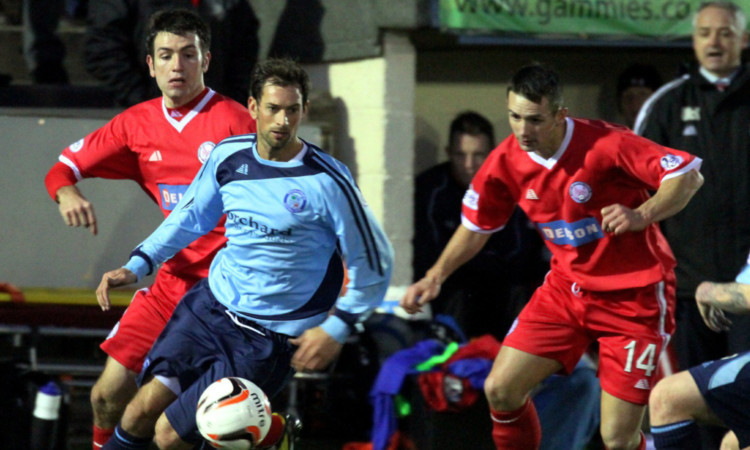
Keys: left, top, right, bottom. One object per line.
{"left": 43, "top": 9, "right": 255, "bottom": 449}
{"left": 401, "top": 64, "right": 704, "bottom": 450}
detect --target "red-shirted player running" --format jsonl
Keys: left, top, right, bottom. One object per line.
{"left": 401, "top": 65, "right": 704, "bottom": 450}
{"left": 43, "top": 10, "right": 256, "bottom": 449}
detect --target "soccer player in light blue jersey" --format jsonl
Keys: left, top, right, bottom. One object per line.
{"left": 95, "top": 58, "right": 394, "bottom": 450}
{"left": 650, "top": 253, "right": 750, "bottom": 450}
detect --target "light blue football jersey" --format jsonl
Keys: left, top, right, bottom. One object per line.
{"left": 736, "top": 252, "right": 750, "bottom": 285}
{"left": 125, "top": 134, "right": 393, "bottom": 342}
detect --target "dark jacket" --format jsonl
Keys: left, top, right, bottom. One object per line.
{"left": 85, "top": 0, "right": 258, "bottom": 106}
{"left": 413, "top": 162, "right": 547, "bottom": 338}
{"left": 635, "top": 64, "right": 750, "bottom": 298}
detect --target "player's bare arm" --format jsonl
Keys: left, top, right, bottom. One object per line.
{"left": 96, "top": 268, "right": 137, "bottom": 311}
{"left": 695, "top": 281, "right": 750, "bottom": 332}
{"left": 601, "top": 169, "right": 703, "bottom": 235}
{"left": 401, "top": 225, "right": 491, "bottom": 314}
{"left": 56, "top": 185, "right": 98, "bottom": 235}
{"left": 289, "top": 326, "right": 343, "bottom": 372}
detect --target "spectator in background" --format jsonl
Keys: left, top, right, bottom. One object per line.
{"left": 616, "top": 63, "right": 662, "bottom": 129}
{"left": 85, "top": 0, "right": 258, "bottom": 106}
{"left": 23, "top": 0, "right": 70, "bottom": 84}
{"left": 413, "top": 111, "right": 546, "bottom": 340}
{"left": 634, "top": 3, "right": 749, "bottom": 446}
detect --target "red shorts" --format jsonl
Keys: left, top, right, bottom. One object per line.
{"left": 100, "top": 270, "right": 199, "bottom": 373}
{"left": 503, "top": 270, "right": 676, "bottom": 405}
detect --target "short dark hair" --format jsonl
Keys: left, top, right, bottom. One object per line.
{"left": 616, "top": 64, "right": 663, "bottom": 100}
{"left": 449, "top": 111, "right": 495, "bottom": 149}
{"left": 508, "top": 64, "right": 564, "bottom": 112}
{"left": 250, "top": 58, "right": 310, "bottom": 105}
{"left": 146, "top": 9, "right": 211, "bottom": 58}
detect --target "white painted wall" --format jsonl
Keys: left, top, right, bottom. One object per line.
{"left": 305, "top": 32, "right": 415, "bottom": 286}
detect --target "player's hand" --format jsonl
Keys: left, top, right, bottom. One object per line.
{"left": 600, "top": 203, "right": 647, "bottom": 235}
{"left": 289, "top": 326, "right": 343, "bottom": 373}
{"left": 56, "top": 185, "right": 98, "bottom": 235}
{"left": 696, "top": 281, "right": 733, "bottom": 332}
{"left": 96, "top": 268, "right": 136, "bottom": 311}
{"left": 400, "top": 275, "right": 441, "bottom": 314}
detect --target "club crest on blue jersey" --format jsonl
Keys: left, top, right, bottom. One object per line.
{"left": 569, "top": 181, "right": 592, "bottom": 203}
{"left": 660, "top": 154, "right": 683, "bottom": 170}
{"left": 69, "top": 138, "right": 84, "bottom": 153}
{"left": 537, "top": 217, "right": 604, "bottom": 247}
{"left": 159, "top": 184, "right": 189, "bottom": 210}
{"left": 284, "top": 189, "right": 307, "bottom": 213}
{"left": 197, "top": 141, "right": 216, "bottom": 163}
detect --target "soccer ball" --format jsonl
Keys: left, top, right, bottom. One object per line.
{"left": 196, "top": 377, "right": 272, "bottom": 449}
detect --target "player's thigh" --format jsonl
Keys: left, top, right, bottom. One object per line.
{"left": 600, "top": 390, "right": 646, "bottom": 446}
{"left": 93, "top": 356, "right": 138, "bottom": 402}
{"left": 502, "top": 276, "right": 593, "bottom": 374}
{"left": 485, "top": 345, "right": 563, "bottom": 406}
{"left": 101, "top": 284, "right": 177, "bottom": 373}
{"left": 121, "top": 377, "right": 178, "bottom": 433}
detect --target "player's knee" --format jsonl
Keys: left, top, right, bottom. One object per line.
{"left": 90, "top": 379, "right": 107, "bottom": 409}
{"left": 91, "top": 377, "right": 132, "bottom": 420}
{"left": 648, "top": 377, "right": 676, "bottom": 424}
{"left": 484, "top": 371, "right": 522, "bottom": 410}
{"left": 91, "top": 377, "right": 118, "bottom": 406}
{"left": 153, "top": 414, "right": 186, "bottom": 450}
{"left": 599, "top": 426, "right": 640, "bottom": 450}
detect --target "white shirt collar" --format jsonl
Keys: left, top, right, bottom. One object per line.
{"left": 699, "top": 66, "right": 738, "bottom": 86}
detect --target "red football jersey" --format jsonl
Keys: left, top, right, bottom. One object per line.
{"left": 462, "top": 118, "right": 702, "bottom": 291}
{"left": 47, "top": 88, "right": 256, "bottom": 279}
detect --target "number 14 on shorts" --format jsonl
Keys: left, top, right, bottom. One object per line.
{"left": 624, "top": 341, "right": 657, "bottom": 377}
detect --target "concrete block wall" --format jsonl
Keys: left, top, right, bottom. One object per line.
{"left": 307, "top": 32, "right": 415, "bottom": 287}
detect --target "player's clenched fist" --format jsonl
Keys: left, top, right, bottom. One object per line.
{"left": 600, "top": 203, "right": 647, "bottom": 235}
{"left": 400, "top": 275, "right": 441, "bottom": 314}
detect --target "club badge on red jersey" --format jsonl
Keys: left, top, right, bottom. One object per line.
{"left": 569, "top": 181, "right": 592, "bottom": 203}
{"left": 198, "top": 141, "right": 216, "bottom": 163}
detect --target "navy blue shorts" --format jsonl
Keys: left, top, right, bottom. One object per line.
{"left": 138, "top": 278, "right": 296, "bottom": 443}
{"left": 689, "top": 351, "right": 750, "bottom": 447}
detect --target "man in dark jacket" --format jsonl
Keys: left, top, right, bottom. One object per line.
{"left": 634, "top": 2, "right": 750, "bottom": 446}
{"left": 85, "top": 1, "right": 258, "bottom": 106}
{"left": 413, "top": 111, "right": 546, "bottom": 340}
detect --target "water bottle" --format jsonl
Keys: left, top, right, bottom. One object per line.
{"left": 30, "top": 381, "right": 61, "bottom": 450}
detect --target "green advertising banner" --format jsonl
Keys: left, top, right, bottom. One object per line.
{"left": 439, "top": 0, "right": 703, "bottom": 37}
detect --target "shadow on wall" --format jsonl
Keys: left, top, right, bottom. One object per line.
{"left": 268, "top": 0, "right": 325, "bottom": 62}
{"left": 414, "top": 116, "right": 440, "bottom": 176}
{"left": 331, "top": 96, "right": 357, "bottom": 179}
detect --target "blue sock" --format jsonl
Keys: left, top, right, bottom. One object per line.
{"left": 651, "top": 420, "right": 701, "bottom": 449}
{"left": 101, "top": 424, "right": 152, "bottom": 449}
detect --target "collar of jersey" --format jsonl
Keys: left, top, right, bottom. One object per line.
{"left": 251, "top": 140, "right": 309, "bottom": 167}
{"left": 162, "top": 88, "right": 215, "bottom": 133}
{"left": 526, "top": 117, "right": 574, "bottom": 170}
